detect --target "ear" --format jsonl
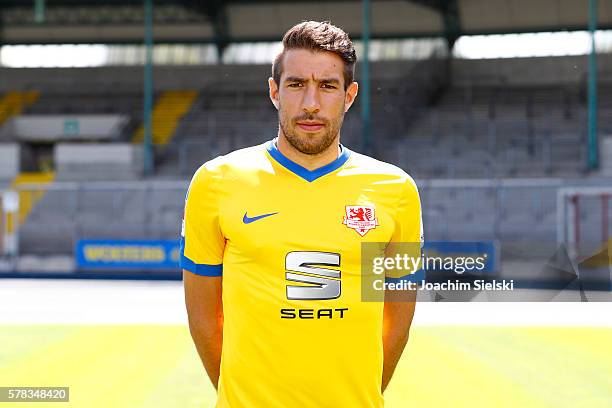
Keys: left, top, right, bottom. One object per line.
{"left": 344, "top": 81, "right": 359, "bottom": 113}
{"left": 268, "top": 77, "right": 280, "bottom": 110}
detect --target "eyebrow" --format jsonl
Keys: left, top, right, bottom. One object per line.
{"left": 284, "top": 76, "right": 341, "bottom": 85}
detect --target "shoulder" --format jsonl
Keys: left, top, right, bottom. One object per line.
{"left": 185, "top": 143, "right": 268, "bottom": 201}
{"left": 191, "top": 143, "right": 270, "bottom": 182}
{"left": 342, "top": 149, "right": 419, "bottom": 194}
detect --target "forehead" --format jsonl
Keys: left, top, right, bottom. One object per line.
{"left": 280, "top": 49, "right": 344, "bottom": 82}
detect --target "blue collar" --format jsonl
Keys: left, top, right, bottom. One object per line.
{"left": 266, "top": 139, "right": 351, "bottom": 182}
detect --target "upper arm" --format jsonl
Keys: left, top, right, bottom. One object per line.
{"left": 383, "top": 288, "right": 416, "bottom": 331}
{"left": 183, "top": 269, "right": 223, "bottom": 326}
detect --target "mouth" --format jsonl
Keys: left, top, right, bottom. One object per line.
{"left": 296, "top": 121, "right": 325, "bottom": 132}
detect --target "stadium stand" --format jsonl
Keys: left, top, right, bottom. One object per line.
{"left": 15, "top": 176, "right": 612, "bottom": 256}
{"left": 2, "top": 55, "right": 612, "bottom": 258}
{"left": 160, "top": 57, "right": 447, "bottom": 175}
{"left": 18, "top": 181, "right": 182, "bottom": 255}
{"left": 389, "top": 84, "right": 587, "bottom": 178}
{"left": 124, "top": 55, "right": 608, "bottom": 180}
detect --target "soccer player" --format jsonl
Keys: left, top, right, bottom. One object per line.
{"left": 182, "top": 20, "right": 422, "bottom": 407}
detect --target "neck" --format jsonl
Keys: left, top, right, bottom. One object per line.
{"left": 276, "top": 134, "right": 341, "bottom": 171}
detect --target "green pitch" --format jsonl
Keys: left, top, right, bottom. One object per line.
{"left": 0, "top": 325, "right": 610, "bottom": 407}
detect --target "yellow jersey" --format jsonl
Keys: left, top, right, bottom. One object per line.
{"left": 180, "top": 139, "right": 422, "bottom": 407}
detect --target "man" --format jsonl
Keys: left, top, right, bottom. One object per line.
{"left": 182, "top": 21, "right": 422, "bottom": 407}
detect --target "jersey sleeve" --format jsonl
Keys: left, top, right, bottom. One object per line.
{"left": 386, "top": 175, "right": 423, "bottom": 279}
{"left": 392, "top": 176, "right": 423, "bottom": 244}
{"left": 179, "top": 164, "right": 225, "bottom": 276}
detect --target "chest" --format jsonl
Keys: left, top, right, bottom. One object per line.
{"left": 217, "top": 177, "right": 399, "bottom": 261}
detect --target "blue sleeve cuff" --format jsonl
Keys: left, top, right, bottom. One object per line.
{"left": 180, "top": 254, "right": 223, "bottom": 276}
{"left": 179, "top": 237, "right": 223, "bottom": 276}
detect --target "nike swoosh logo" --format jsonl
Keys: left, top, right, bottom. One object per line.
{"left": 243, "top": 212, "right": 278, "bottom": 224}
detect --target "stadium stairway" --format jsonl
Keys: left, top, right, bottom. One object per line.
{"left": 132, "top": 90, "right": 198, "bottom": 145}
{"left": 0, "top": 91, "right": 39, "bottom": 126}
{"left": 10, "top": 172, "right": 56, "bottom": 228}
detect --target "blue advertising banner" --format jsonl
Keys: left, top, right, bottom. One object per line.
{"left": 73, "top": 239, "right": 496, "bottom": 277}
{"left": 76, "top": 239, "right": 180, "bottom": 270}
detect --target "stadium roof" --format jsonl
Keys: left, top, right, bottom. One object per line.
{"left": 1, "top": 0, "right": 611, "bottom": 50}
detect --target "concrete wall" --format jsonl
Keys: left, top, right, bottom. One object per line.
{"left": 600, "top": 136, "right": 612, "bottom": 176}
{"left": 0, "top": 144, "right": 20, "bottom": 180}
{"left": 2, "top": 115, "right": 127, "bottom": 142}
{"left": 54, "top": 143, "right": 143, "bottom": 180}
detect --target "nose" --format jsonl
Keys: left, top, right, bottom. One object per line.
{"left": 302, "top": 84, "right": 320, "bottom": 115}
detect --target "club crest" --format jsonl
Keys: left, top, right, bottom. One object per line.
{"left": 343, "top": 205, "right": 378, "bottom": 236}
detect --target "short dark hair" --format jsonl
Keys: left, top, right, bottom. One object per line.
{"left": 272, "top": 21, "right": 357, "bottom": 91}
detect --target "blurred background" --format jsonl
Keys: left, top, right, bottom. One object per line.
{"left": 0, "top": 1, "right": 611, "bottom": 407}
{"left": 0, "top": 0, "right": 611, "bottom": 275}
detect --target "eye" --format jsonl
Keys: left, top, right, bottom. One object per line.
{"left": 321, "top": 83, "right": 337, "bottom": 89}
{"left": 288, "top": 82, "right": 303, "bottom": 88}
